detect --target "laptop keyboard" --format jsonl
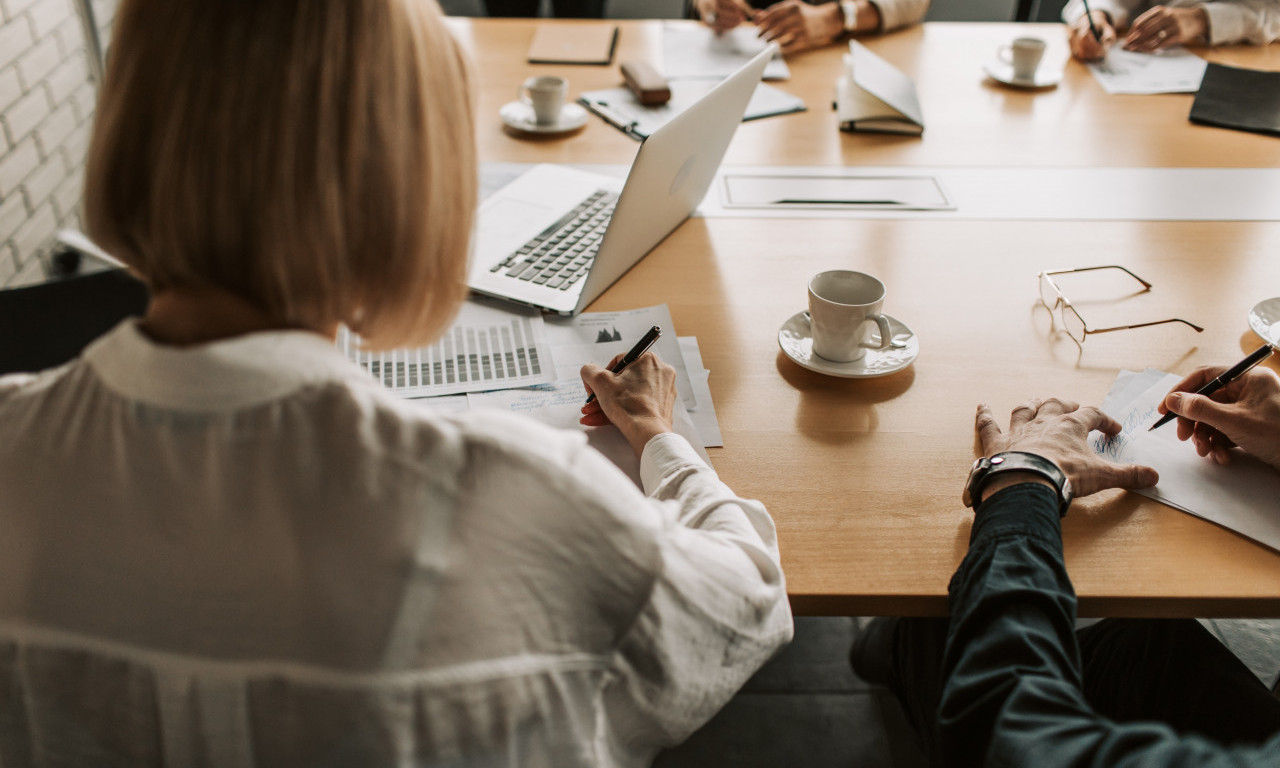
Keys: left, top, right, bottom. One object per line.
{"left": 490, "top": 189, "right": 618, "bottom": 291}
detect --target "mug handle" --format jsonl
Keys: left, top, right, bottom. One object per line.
{"left": 518, "top": 82, "right": 531, "bottom": 106}
{"left": 997, "top": 45, "right": 1013, "bottom": 65}
{"left": 859, "top": 314, "right": 894, "bottom": 350}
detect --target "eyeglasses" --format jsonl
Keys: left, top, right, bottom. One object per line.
{"left": 1037, "top": 266, "right": 1204, "bottom": 345}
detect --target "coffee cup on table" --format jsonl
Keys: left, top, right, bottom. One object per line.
{"left": 998, "top": 37, "right": 1046, "bottom": 81}
{"left": 519, "top": 75, "right": 568, "bottom": 126}
{"left": 807, "top": 270, "right": 893, "bottom": 363}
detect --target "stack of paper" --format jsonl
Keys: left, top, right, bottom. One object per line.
{"left": 661, "top": 23, "right": 790, "bottom": 81}
{"left": 1093, "top": 368, "right": 1280, "bottom": 551}
{"left": 344, "top": 301, "right": 725, "bottom": 489}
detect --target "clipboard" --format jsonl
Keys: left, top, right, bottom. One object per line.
{"left": 579, "top": 81, "right": 805, "bottom": 141}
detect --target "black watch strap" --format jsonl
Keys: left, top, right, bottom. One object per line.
{"left": 962, "top": 451, "right": 1073, "bottom": 517}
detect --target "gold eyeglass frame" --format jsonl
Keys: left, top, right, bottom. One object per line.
{"left": 1037, "top": 265, "right": 1204, "bottom": 346}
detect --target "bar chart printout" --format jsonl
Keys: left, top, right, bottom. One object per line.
{"left": 337, "top": 300, "right": 557, "bottom": 398}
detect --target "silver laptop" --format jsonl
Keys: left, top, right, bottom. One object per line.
{"left": 468, "top": 45, "right": 774, "bottom": 316}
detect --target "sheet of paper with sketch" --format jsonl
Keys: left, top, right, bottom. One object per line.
{"left": 1091, "top": 368, "right": 1280, "bottom": 551}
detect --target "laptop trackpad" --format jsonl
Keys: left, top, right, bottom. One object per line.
{"left": 482, "top": 198, "right": 557, "bottom": 239}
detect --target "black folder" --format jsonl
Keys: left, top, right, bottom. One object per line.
{"left": 1189, "top": 62, "right": 1280, "bottom": 138}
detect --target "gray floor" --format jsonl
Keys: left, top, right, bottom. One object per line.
{"left": 654, "top": 616, "right": 1280, "bottom": 767}
{"left": 656, "top": 618, "right": 927, "bottom": 768}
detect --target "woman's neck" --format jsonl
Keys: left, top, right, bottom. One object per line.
{"left": 139, "top": 287, "right": 332, "bottom": 346}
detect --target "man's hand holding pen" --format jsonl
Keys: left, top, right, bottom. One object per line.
{"left": 581, "top": 352, "right": 677, "bottom": 458}
{"left": 1158, "top": 366, "right": 1280, "bottom": 471}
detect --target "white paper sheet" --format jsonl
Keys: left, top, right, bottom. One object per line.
{"left": 1086, "top": 47, "right": 1207, "bottom": 94}
{"left": 338, "top": 300, "right": 556, "bottom": 398}
{"left": 661, "top": 22, "right": 790, "bottom": 81}
{"left": 545, "top": 304, "right": 697, "bottom": 410}
{"left": 467, "top": 372, "right": 710, "bottom": 490}
{"left": 679, "top": 336, "right": 723, "bottom": 447}
{"left": 1092, "top": 369, "right": 1280, "bottom": 552}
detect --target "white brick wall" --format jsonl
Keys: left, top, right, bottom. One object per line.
{"left": 0, "top": 0, "right": 116, "bottom": 288}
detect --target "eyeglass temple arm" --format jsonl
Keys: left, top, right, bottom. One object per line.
{"left": 1085, "top": 318, "right": 1205, "bottom": 334}
{"left": 1042, "top": 265, "right": 1154, "bottom": 290}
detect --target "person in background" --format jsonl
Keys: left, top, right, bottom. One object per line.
{"left": 695, "top": 0, "right": 930, "bottom": 53}
{"left": 852, "top": 366, "right": 1280, "bottom": 766}
{"left": 1064, "top": 0, "right": 1280, "bottom": 60}
{"left": 0, "top": 0, "right": 793, "bottom": 763}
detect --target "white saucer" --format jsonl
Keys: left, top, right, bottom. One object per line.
{"left": 778, "top": 311, "right": 918, "bottom": 379}
{"left": 1249, "top": 297, "right": 1280, "bottom": 345}
{"left": 983, "top": 60, "right": 1062, "bottom": 89}
{"left": 499, "top": 100, "right": 588, "bottom": 135}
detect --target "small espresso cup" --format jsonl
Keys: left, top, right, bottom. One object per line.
{"left": 998, "top": 37, "right": 1046, "bottom": 81}
{"left": 519, "top": 75, "right": 567, "bottom": 126}
{"left": 808, "top": 270, "right": 893, "bottom": 363}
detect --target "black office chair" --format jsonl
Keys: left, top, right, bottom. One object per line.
{"left": 1015, "top": 0, "right": 1068, "bottom": 22}
{"left": 0, "top": 268, "right": 150, "bottom": 375}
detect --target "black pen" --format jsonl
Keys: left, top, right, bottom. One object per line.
{"left": 1080, "top": 0, "right": 1104, "bottom": 44}
{"left": 1149, "top": 343, "right": 1274, "bottom": 431}
{"left": 584, "top": 325, "right": 662, "bottom": 405}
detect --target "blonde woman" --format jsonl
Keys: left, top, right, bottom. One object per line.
{"left": 0, "top": 0, "right": 792, "bottom": 763}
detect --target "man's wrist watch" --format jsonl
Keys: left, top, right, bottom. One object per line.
{"left": 839, "top": 0, "right": 859, "bottom": 34}
{"left": 962, "top": 451, "right": 1073, "bottom": 517}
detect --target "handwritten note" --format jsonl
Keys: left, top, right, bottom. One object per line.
{"left": 1087, "top": 48, "right": 1207, "bottom": 95}
{"left": 1094, "top": 369, "right": 1280, "bottom": 551}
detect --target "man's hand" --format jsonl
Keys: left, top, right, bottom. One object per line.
{"left": 697, "top": 0, "right": 756, "bottom": 33}
{"left": 1124, "top": 5, "right": 1208, "bottom": 51}
{"left": 1067, "top": 11, "right": 1116, "bottom": 61}
{"left": 580, "top": 352, "right": 677, "bottom": 457}
{"left": 755, "top": 0, "right": 844, "bottom": 53}
{"left": 1158, "top": 366, "right": 1280, "bottom": 470}
{"left": 975, "top": 398, "right": 1158, "bottom": 501}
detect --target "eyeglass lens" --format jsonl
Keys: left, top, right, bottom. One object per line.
{"left": 1039, "top": 274, "right": 1086, "bottom": 342}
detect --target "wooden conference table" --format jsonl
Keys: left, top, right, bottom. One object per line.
{"left": 450, "top": 18, "right": 1280, "bottom": 617}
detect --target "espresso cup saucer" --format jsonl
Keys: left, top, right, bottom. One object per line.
{"left": 499, "top": 101, "right": 588, "bottom": 135}
{"left": 778, "top": 311, "right": 919, "bottom": 379}
{"left": 983, "top": 60, "right": 1062, "bottom": 89}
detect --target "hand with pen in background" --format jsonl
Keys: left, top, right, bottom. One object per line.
{"left": 696, "top": 0, "right": 888, "bottom": 53}
{"left": 1157, "top": 365, "right": 1280, "bottom": 471}
{"left": 1068, "top": 1, "right": 1209, "bottom": 61}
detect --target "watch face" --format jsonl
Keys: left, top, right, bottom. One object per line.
{"left": 962, "top": 457, "right": 988, "bottom": 508}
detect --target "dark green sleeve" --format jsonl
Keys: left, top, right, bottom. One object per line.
{"left": 939, "top": 483, "right": 1280, "bottom": 768}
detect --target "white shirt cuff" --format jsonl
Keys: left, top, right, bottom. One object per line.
{"left": 639, "top": 432, "right": 710, "bottom": 497}
{"left": 1201, "top": 3, "right": 1244, "bottom": 45}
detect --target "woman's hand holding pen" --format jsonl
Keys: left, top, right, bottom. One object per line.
{"left": 754, "top": 0, "right": 846, "bottom": 53}
{"left": 580, "top": 353, "right": 677, "bottom": 457}
{"left": 1068, "top": 11, "right": 1116, "bottom": 61}
{"left": 697, "top": 0, "right": 756, "bottom": 33}
{"left": 1158, "top": 366, "right": 1280, "bottom": 470}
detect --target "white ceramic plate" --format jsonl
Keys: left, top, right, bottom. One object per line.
{"left": 983, "top": 60, "right": 1062, "bottom": 89}
{"left": 778, "top": 311, "right": 918, "bottom": 379}
{"left": 499, "top": 100, "right": 588, "bottom": 135}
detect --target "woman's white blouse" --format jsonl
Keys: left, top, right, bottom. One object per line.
{"left": 0, "top": 320, "right": 792, "bottom": 767}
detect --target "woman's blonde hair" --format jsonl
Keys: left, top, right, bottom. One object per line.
{"left": 84, "top": 0, "right": 475, "bottom": 349}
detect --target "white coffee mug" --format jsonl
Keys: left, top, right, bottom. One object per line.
{"left": 808, "top": 270, "right": 893, "bottom": 363}
{"left": 998, "top": 37, "right": 1046, "bottom": 81}
{"left": 519, "top": 75, "right": 567, "bottom": 126}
